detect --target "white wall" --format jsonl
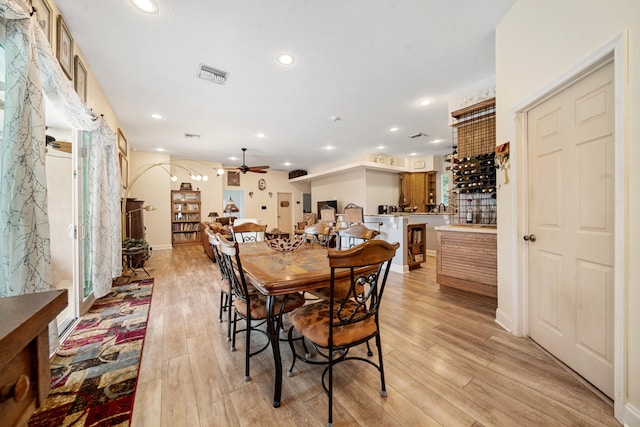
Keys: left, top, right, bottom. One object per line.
{"left": 496, "top": 0, "right": 639, "bottom": 421}
{"left": 128, "top": 152, "right": 173, "bottom": 249}
{"left": 365, "top": 169, "right": 401, "bottom": 214}
{"left": 311, "top": 169, "right": 366, "bottom": 214}
{"left": 222, "top": 170, "right": 310, "bottom": 231}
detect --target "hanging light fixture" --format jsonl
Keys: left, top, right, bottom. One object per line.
{"left": 224, "top": 197, "right": 239, "bottom": 214}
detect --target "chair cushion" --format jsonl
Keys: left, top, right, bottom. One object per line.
{"left": 234, "top": 291, "right": 305, "bottom": 320}
{"left": 289, "top": 301, "right": 377, "bottom": 348}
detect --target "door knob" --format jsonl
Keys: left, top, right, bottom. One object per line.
{"left": 523, "top": 234, "right": 537, "bottom": 242}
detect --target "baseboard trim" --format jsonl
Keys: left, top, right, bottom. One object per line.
{"left": 495, "top": 308, "right": 513, "bottom": 334}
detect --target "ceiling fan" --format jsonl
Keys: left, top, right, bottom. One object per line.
{"left": 45, "top": 135, "right": 72, "bottom": 154}
{"left": 226, "top": 148, "right": 270, "bottom": 174}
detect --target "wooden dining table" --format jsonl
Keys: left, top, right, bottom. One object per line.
{"left": 237, "top": 241, "right": 347, "bottom": 408}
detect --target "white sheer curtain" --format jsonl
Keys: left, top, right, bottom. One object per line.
{"left": 86, "top": 124, "right": 123, "bottom": 298}
{"left": 0, "top": 0, "right": 122, "bottom": 299}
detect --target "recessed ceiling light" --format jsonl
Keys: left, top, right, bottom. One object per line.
{"left": 389, "top": 127, "right": 398, "bottom": 132}
{"left": 419, "top": 99, "right": 432, "bottom": 106}
{"left": 324, "top": 145, "right": 335, "bottom": 151}
{"left": 156, "top": 148, "right": 166, "bottom": 152}
{"left": 283, "top": 162, "right": 292, "bottom": 166}
{"left": 151, "top": 113, "right": 163, "bottom": 120}
{"left": 256, "top": 133, "right": 265, "bottom": 138}
{"left": 432, "top": 139, "right": 442, "bottom": 143}
{"left": 229, "top": 156, "right": 238, "bottom": 161}
{"left": 410, "top": 152, "right": 417, "bottom": 156}
{"left": 377, "top": 146, "right": 385, "bottom": 150}
{"left": 131, "top": 0, "right": 158, "bottom": 13}
{"left": 278, "top": 54, "right": 295, "bottom": 65}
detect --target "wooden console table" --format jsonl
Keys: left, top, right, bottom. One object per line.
{"left": 0, "top": 290, "right": 68, "bottom": 427}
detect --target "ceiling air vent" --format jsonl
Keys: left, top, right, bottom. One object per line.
{"left": 409, "top": 132, "right": 428, "bottom": 139}
{"left": 198, "top": 64, "right": 229, "bottom": 85}
{"left": 184, "top": 133, "right": 201, "bottom": 139}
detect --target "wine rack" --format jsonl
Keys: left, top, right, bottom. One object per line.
{"left": 452, "top": 153, "right": 497, "bottom": 225}
{"left": 449, "top": 98, "right": 497, "bottom": 226}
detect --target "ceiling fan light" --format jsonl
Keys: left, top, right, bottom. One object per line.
{"left": 217, "top": 168, "right": 225, "bottom": 176}
{"left": 170, "top": 175, "right": 178, "bottom": 182}
{"left": 202, "top": 175, "right": 209, "bottom": 181}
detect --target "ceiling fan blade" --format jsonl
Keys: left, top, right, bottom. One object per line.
{"left": 247, "top": 165, "right": 269, "bottom": 170}
{"left": 46, "top": 140, "right": 72, "bottom": 154}
{"left": 248, "top": 169, "right": 268, "bottom": 174}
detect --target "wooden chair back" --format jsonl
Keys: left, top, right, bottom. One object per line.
{"left": 339, "top": 224, "right": 379, "bottom": 248}
{"left": 231, "top": 222, "right": 267, "bottom": 242}
{"left": 304, "top": 222, "right": 332, "bottom": 246}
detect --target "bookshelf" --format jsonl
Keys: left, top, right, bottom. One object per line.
{"left": 171, "top": 190, "right": 201, "bottom": 246}
{"left": 407, "top": 223, "right": 426, "bottom": 270}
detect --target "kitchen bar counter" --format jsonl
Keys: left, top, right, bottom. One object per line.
{"left": 436, "top": 226, "right": 497, "bottom": 307}
{"left": 434, "top": 225, "right": 497, "bottom": 234}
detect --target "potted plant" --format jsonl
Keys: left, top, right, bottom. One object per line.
{"left": 122, "top": 238, "right": 151, "bottom": 268}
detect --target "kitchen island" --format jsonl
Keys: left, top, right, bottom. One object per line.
{"left": 360, "top": 213, "right": 452, "bottom": 272}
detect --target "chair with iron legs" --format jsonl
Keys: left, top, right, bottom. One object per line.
{"left": 205, "top": 228, "right": 234, "bottom": 341}
{"left": 286, "top": 239, "right": 399, "bottom": 427}
{"left": 303, "top": 222, "right": 332, "bottom": 246}
{"left": 338, "top": 223, "right": 380, "bottom": 249}
{"left": 216, "top": 233, "right": 305, "bottom": 381}
{"left": 231, "top": 222, "right": 267, "bottom": 242}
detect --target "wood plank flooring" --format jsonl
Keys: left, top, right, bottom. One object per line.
{"left": 130, "top": 244, "right": 619, "bottom": 427}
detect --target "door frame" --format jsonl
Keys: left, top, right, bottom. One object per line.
{"left": 509, "top": 33, "right": 627, "bottom": 420}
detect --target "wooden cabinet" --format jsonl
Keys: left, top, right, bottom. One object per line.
{"left": 0, "top": 290, "right": 67, "bottom": 427}
{"left": 407, "top": 223, "right": 426, "bottom": 270}
{"left": 125, "top": 198, "right": 145, "bottom": 240}
{"left": 400, "top": 172, "right": 437, "bottom": 212}
{"left": 426, "top": 172, "right": 437, "bottom": 212}
{"left": 436, "top": 229, "right": 497, "bottom": 306}
{"left": 171, "top": 190, "right": 201, "bottom": 246}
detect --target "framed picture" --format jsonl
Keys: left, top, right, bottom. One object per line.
{"left": 32, "top": 0, "right": 52, "bottom": 42}
{"left": 227, "top": 171, "right": 240, "bottom": 186}
{"left": 119, "top": 153, "right": 128, "bottom": 189}
{"left": 56, "top": 15, "right": 73, "bottom": 79}
{"left": 74, "top": 56, "right": 87, "bottom": 102}
{"left": 117, "top": 128, "right": 128, "bottom": 154}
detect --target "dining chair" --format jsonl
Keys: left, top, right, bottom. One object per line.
{"left": 338, "top": 223, "right": 380, "bottom": 248}
{"left": 216, "top": 233, "right": 305, "bottom": 381}
{"left": 320, "top": 204, "right": 337, "bottom": 227}
{"left": 286, "top": 239, "right": 400, "bottom": 427}
{"left": 343, "top": 203, "right": 364, "bottom": 226}
{"left": 205, "top": 228, "right": 234, "bottom": 341}
{"left": 303, "top": 222, "right": 332, "bottom": 246}
{"left": 231, "top": 222, "right": 267, "bottom": 242}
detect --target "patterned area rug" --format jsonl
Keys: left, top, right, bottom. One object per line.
{"left": 29, "top": 278, "right": 153, "bottom": 427}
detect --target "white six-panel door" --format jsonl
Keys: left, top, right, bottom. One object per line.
{"left": 527, "top": 62, "right": 614, "bottom": 397}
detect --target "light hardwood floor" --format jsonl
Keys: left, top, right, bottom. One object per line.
{"left": 130, "top": 244, "right": 619, "bottom": 427}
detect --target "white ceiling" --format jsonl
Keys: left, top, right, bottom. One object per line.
{"left": 53, "top": 0, "right": 516, "bottom": 172}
